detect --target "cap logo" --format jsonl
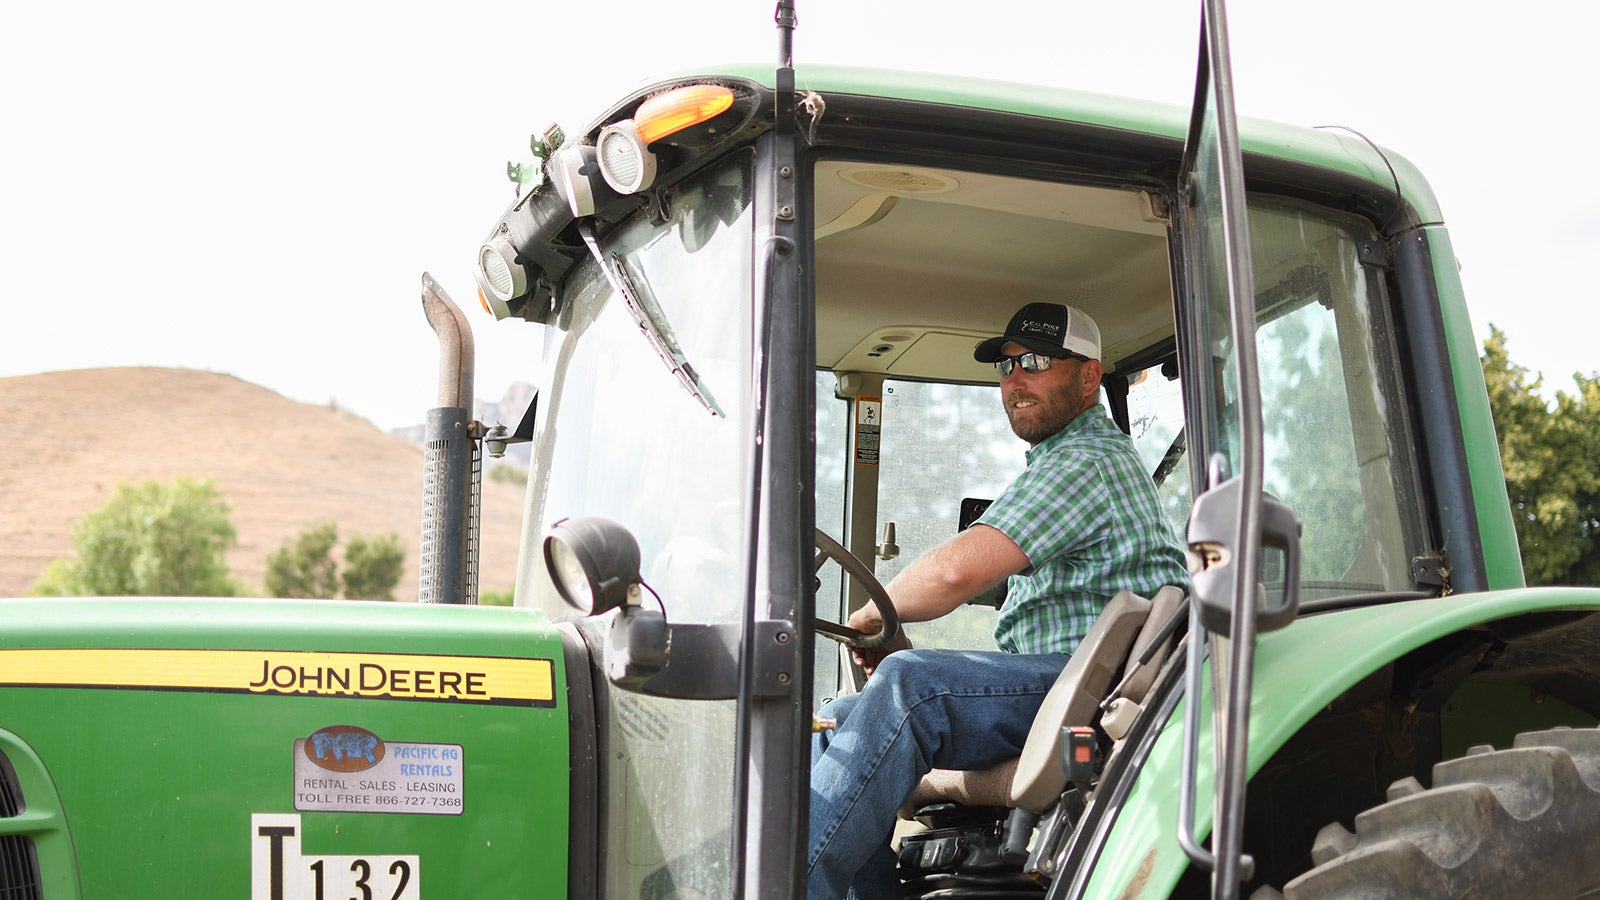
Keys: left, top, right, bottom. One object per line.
{"left": 1019, "top": 319, "right": 1061, "bottom": 337}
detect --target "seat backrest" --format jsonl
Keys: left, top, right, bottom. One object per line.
{"left": 902, "top": 586, "right": 1186, "bottom": 817}
{"left": 1009, "top": 589, "right": 1152, "bottom": 812}
{"left": 1115, "top": 584, "right": 1185, "bottom": 706}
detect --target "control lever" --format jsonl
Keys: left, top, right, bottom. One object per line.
{"left": 876, "top": 522, "right": 900, "bottom": 561}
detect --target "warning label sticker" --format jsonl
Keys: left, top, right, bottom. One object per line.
{"left": 294, "top": 726, "right": 462, "bottom": 815}
{"left": 854, "top": 395, "right": 882, "bottom": 466}
{"left": 252, "top": 813, "right": 420, "bottom": 900}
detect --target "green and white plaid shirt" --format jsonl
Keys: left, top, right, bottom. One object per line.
{"left": 978, "top": 404, "right": 1188, "bottom": 655}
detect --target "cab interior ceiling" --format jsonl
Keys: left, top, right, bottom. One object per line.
{"left": 811, "top": 160, "right": 1176, "bottom": 386}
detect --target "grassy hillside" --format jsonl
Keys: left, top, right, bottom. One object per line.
{"left": 0, "top": 367, "right": 525, "bottom": 600}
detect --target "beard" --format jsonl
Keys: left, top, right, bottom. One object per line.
{"left": 1005, "top": 387, "right": 1086, "bottom": 445}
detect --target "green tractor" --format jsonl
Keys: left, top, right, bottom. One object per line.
{"left": 4, "top": 3, "right": 1599, "bottom": 898}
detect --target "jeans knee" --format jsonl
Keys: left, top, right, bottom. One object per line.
{"left": 867, "top": 649, "right": 950, "bottom": 698}
{"left": 869, "top": 649, "right": 932, "bottom": 685}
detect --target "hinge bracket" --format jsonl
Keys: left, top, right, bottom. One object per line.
{"left": 1412, "top": 553, "right": 1449, "bottom": 591}
{"left": 1357, "top": 239, "right": 1390, "bottom": 268}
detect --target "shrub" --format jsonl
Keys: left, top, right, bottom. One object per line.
{"left": 33, "top": 476, "right": 239, "bottom": 597}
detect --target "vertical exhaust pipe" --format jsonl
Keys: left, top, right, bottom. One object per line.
{"left": 419, "top": 273, "right": 480, "bottom": 604}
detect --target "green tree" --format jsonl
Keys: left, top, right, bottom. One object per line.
{"left": 263, "top": 524, "right": 406, "bottom": 600}
{"left": 342, "top": 533, "right": 405, "bottom": 601}
{"left": 264, "top": 521, "right": 341, "bottom": 598}
{"left": 1482, "top": 326, "right": 1600, "bottom": 585}
{"left": 32, "top": 476, "right": 239, "bottom": 597}
{"left": 479, "top": 587, "right": 515, "bottom": 607}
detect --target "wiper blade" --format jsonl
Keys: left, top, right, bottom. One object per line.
{"left": 578, "top": 223, "right": 724, "bottom": 417}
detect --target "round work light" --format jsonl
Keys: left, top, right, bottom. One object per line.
{"left": 543, "top": 517, "right": 643, "bottom": 614}
{"left": 475, "top": 236, "right": 525, "bottom": 319}
{"left": 597, "top": 121, "right": 658, "bottom": 195}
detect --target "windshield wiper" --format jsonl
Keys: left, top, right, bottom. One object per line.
{"left": 577, "top": 222, "right": 725, "bottom": 417}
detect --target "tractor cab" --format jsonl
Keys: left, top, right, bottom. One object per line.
{"left": 436, "top": 4, "right": 1600, "bottom": 899}
{"left": 474, "top": 10, "right": 1444, "bottom": 892}
{"left": 6, "top": 6, "right": 1600, "bottom": 900}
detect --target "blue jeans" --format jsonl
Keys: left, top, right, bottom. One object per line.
{"left": 807, "top": 648, "right": 1071, "bottom": 899}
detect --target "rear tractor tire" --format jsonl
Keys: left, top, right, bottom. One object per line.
{"left": 1257, "top": 725, "right": 1600, "bottom": 899}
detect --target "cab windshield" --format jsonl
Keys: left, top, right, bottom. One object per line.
{"left": 523, "top": 155, "right": 754, "bottom": 625}
{"left": 521, "top": 154, "right": 754, "bottom": 898}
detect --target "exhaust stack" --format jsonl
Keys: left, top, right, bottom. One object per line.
{"left": 418, "top": 273, "right": 480, "bottom": 605}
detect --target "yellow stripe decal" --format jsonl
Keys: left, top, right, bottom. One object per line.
{"left": 0, "top": 649, "right": 556, "bottom": 707}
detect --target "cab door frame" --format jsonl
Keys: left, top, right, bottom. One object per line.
{"left": 731, "top": 58, "right": 815, "bottom": 900}
{"left": 1171, "top": 2, "right": 1291, "bottom": 897}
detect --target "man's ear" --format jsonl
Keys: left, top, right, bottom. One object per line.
{"left": 1081, "top": 359, "right": 1104, "bottom": 398}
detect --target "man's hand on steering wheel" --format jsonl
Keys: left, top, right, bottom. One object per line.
{"left": 844, "top": 604, "right": 911, "bottom": 675}
{"left": 813, "top": 528, "right": 902, "bottom": 652}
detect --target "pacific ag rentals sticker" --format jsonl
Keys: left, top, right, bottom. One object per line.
{"left": 294, "top": 725, "right": 463, "bottom": 815}
{"left": 252, "top": 813, "right": 419, "bottom": 900}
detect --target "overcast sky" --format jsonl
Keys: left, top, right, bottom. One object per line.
{"left": 3, "top": 1, "right": 1594, "bottom": 430}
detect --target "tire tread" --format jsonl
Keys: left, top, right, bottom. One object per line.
{"left": 1282, "top": 726, "right": 1600, "bottom": 899}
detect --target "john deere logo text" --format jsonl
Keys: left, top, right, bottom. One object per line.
{"left": 305, "top": 725, "right": 385, "bottom": 772}
{"left": 249, "top": 657, "right": 490, "bottom": 701}
{"left": 0, "top": 648, "right": 556, "bottom": 708}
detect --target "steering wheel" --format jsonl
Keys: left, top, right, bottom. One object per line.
{"left": 813, "top": 528, "right": 901, "bottom": 649}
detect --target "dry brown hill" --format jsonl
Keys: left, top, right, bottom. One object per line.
{"left": 0, "top": 367, "right": 524, "bottom": 600}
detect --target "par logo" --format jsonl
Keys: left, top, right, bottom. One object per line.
{"left": 304, "top": 725, "right": 385, "bottom": 773}
{"left": 252, "top": 813, "right": 419, "bottom": 900}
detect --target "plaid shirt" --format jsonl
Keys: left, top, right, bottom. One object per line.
{"left": 978, "top": 404, "right": 1189, "bottom": 655}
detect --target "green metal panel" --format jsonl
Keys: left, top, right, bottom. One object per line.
{"left": 1424, "top": 223, "right": 1526, "bottom": 589}
{"left": 0, "top": 726, "right": 80, "bottom": 897}
{"left": 1082, "top": 586, "right": 1600, "bottom": 897}
{"left": 0, "top": 597, "right": 571, "bottom": 898}
{"left": 1439, "top": 679, "right": 1595, "bottom": 758}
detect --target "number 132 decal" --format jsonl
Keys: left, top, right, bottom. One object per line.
{"left": 252, "top": 814, "right": 420, "bottom": 900}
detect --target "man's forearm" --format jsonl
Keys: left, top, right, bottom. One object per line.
{"left": 883, "top": 524, "right": 1029, "bottom": 622}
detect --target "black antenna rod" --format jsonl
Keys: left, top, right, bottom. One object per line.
{"left": 775, "top": 0, "right": 796, "bottom": 68}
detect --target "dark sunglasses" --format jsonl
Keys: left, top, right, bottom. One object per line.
{"left": 994, "top": 351, "right": 1087, "bottom": 377}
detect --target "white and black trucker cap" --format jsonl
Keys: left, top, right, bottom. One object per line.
{"left": 973, "top": 302, "right": 1101, "bottom": 362}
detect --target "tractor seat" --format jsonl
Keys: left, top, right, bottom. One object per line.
{"left": 902, "top": 585, "right": 1185, "bottom": 815}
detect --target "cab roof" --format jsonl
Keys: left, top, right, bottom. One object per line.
{"left": 644, "top": 62, "right": 1441, "bottom": 224}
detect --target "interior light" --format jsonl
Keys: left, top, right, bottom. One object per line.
{"left": 597, "top": 121, "right": 658, "bottom": 195}
{"left": 635, "top": 85, "right": 736, "bottom": 143}
{"left": 543, "top": 517, "right": 643, "bottom": 615}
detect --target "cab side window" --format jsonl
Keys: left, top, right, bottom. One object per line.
{"left": 1249, "top": 198, "right": 1423, "bottom": 595}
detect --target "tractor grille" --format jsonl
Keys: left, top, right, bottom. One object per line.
{"left": 0, "top": 752, "right": 43, "bottom": 900}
